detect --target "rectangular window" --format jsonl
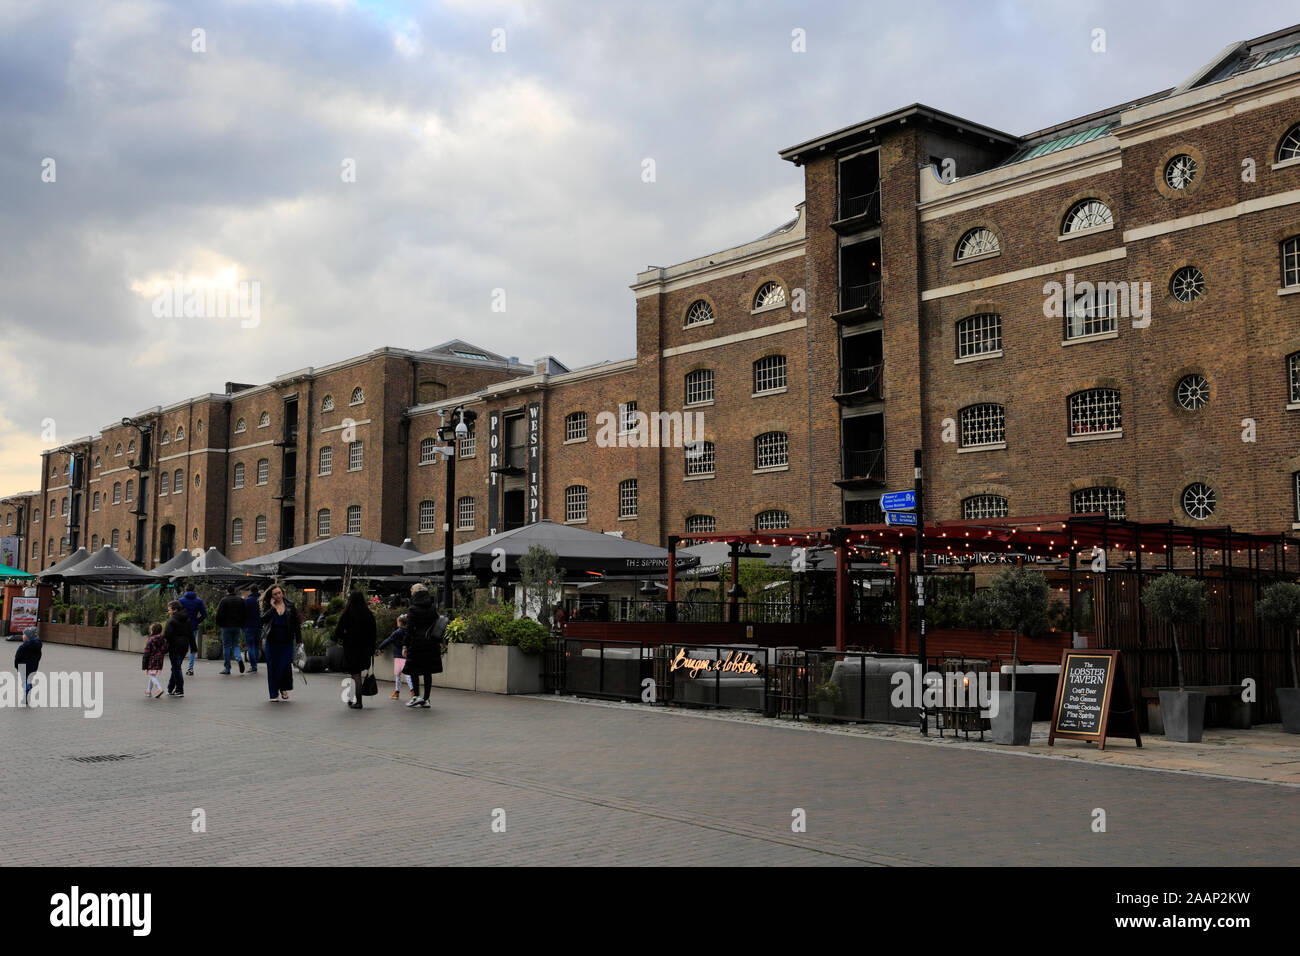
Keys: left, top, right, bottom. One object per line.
{"left": 957, "top": 314, "right": 1002, "bottom": 357}
{"left": 755, "top": 432, "right": 788, "bottom": 469}
{"left": 232, "top": 520, "right": 243, "bottom": 545}
{"left": 317, "top": 510, "right": 331, "bottom": 537}
{"left": 959, "top": 405, "right": 1006, "bottom": 447}
{"left": 458, "top": 432, "right": 475, "bottom": 458}
{"left": 685, "top": 515, "right": 716, "bottom": 534}
{"left": 1069, "top": 390, "right": 1122, "bottom": 435}
{"left": 255, "top": 515, "right": 267, "bottom": 542}
{"left": 685, "top": 442, "right": 715, "bottom": 477}
{"left": 457, "top": 496, "right": 475, "bottom": 531}
{"left": 319, "top": 446, "right": 332, "bottom": 476}
{"left": 1289, "top": 353, "right": 1300, "bottom": 404}
{"left": 754, "top": 356, "right": 787, "bottom": 394}
{"left": 420, "top": 439, "right": 437, "bottom": 465}
{"left": 565, "top": 412, "right": 588, "bottom": 442}
{"left": 349, "top": 441, "right": 363, "bottom": 471}
{"left": 418, "top": 500, "right": 436, "bottom": 533}
{"left": 257, "top": 460, "right": 269, "bottom": 485}
{"left": 347, "top": 506, "right": 361, "bottom": 534}
{"left": 685, "top": 370, "right": 714, "bottom": 406}
{"left": 565, "top": 486, "right": 588, "bottom": 523}
{"left": 1064, "top": 285, "right": 1117, "bottom": 339}
{"left": 1283, "top": 237, "right": 1300, "bottom": 288}
{"left": 618, "top": 401, "right": 638, "bottom": 434}
{"left": 619, "top": 479, "right": 638, "bottom": 518}
{"left": 962, "top": 495, "right": 1009, "bottom": 519}
{"left": 1072, "top": 487, "right": 1127, "bottom": 521}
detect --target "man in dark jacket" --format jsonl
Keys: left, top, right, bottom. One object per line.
{"left": 178, "top": 588, "right": 206, "bottom": 675}
{"left": 215, "top": 585, "right": 247, "bottom": 675}
{"left": 163, "top": 601, "right": 193, "bottom": 697}
{"left": 243, "top": 586, "right": 261, "bottom": 672}
{"left": 14, "top": 627, "right": 42, "bottom": 703}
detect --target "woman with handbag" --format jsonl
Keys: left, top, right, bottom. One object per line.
{"left": 260, "top": 583, "right": 303, "bottom": 702}
{"left": 335, "top": 590, "right": 377, "bottom": 710}
{"left": 402, "top": 583, "right": 445, "bottom": 710}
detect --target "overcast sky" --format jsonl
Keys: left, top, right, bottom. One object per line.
{"left": 0, "top": 0, "right": 1288, "bottom": 496}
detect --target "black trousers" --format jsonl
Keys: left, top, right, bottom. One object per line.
{"left": 411, "top": 672, "right": 433, "bottom": 698}
{"left": 167, "top": 652, "right": 186, "bottom": 694}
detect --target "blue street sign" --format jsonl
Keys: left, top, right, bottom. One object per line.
{"left": 885, "top": 510, "right": 917, "bottom": 527}
{"left": 881, "top": 490, "right": 916, "bottom": 511}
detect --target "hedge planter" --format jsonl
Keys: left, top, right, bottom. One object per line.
{"left": 991, "top": 690, "right": 1035, "bottom": 746}
{"left": 1159, "top": 689, "right": 1206, "bottom": 743}
{"left": 301, "top": 656, "right": 328, "bottom": 674}
{"left": 1277, "top": 688, "right": 1300, "bottom": 734}
{"left": 431, "top": 643, "right": 542, "bottom": 694}
{"left": 204, "top": 638, "right": 223, "bottom": 661}
{"left": 326, "top": 642, "right": 347, "bottom": 673}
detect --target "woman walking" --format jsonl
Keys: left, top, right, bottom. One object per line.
{"left": 260, "top": 583, "right": 303, "bottom": 702}
{"left": 402, "top": 583, "right": 446, "bottom": 710}
{"left": 334, "top": 590, "right": 377, "bottom": 710}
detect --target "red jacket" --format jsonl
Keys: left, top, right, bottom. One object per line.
{"left": 142, "top": 633, "right": 168, "bottom": 671}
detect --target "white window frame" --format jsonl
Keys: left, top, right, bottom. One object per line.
{"left": 565, "top": 412, "right": 588, "bottom": 442}
{"left": 256, "top": 459, "right": 269, "bottom": 485}
{"left": 565, "top": 485, "right": 588, "bottom": 523}
{"left": 957, "top": 314, "right": 1002, "bottom": 358}
{"left": 231, "top": 518, "right": 243, "bottom": 545}
{"left": 755, "top": 510, "right": 789, "bottom": 531}
{"left": 962, "top": 495, "right": 1009, "bottom": 519}
{"left": 1072, "top": 487, "right": 1126, "bottom": 521}
{"left": 958, "top": 404, "right": 1006, "bottom": 449}
{"left": 255, "top": 515, "right": 267, "bottom": 543}
{"left": 319, "top": 446, "right": 332, "bottom": 476}
{"left": 685, "top": 369, "right": 714, "bottom": 406}
{"left": 233, "top": 463, "right": 245, "bottom": 489}
{"left": 1068, "top": 389, "right": 1122, "bottom": 437}
{"left": 457, "top": 496, "right": 475, "bottom": 531}
{"left": 755, "top": 432, "right": 788, "bottom": 470}
{"left": 753, "top": 355, "right": 787, "bottom": 394}
{"left": 618, "top": 479, "right": 637, "bottom": 519}
{"left": 685, "top": 441, "right": 715, "bottom": 477}
{"left": 346, "top": 505, "right": 361, "bottom": 535}
{"left": 418, "top": 500, "right": 436, "bottom": 533}
{"left": 349, "top": 441, "right": 363, "bottom": 472}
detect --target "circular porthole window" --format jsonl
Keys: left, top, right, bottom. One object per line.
{"left": 1176, "top": 374, "right": 1209, "bottom": 410}
{"left": 1170, "top": 266, "right": 1204, "bottom": 303}
{"left": 1182, "top": 483, "right": 1216, "bottom": 521}
{"left": 1164, "top": 154, "right": 1198, "bottom": 190}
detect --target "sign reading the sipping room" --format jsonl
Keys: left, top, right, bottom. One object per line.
{"left": 668, "top": 648, "right": 760, "bottom": 679}
{"left": 1048, "top": 649, "right": 1141, "bottom": 751}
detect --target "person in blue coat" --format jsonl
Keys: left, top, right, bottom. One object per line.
{"left": 14, "top": 627, "right": 42, "bottom": 703}
{"left": 242, "top": 586, "right": 261, "bottom": 672}
{"left": 177, "top": 588, "right": 207, "bottom": 675}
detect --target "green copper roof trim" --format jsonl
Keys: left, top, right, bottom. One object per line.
{"left": 1000, "top": 121, "right": 1119, "bottom": 168}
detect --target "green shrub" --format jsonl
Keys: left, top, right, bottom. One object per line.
{"left": 301, "top": 629, "right": 330, "bottom": 656}
{"left": 501, "top": 617, "right": 548, "bottom": 654}
{"left": 444, "top": 617, "right": 469, "bottom": 644}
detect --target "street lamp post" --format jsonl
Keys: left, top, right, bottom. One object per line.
{"left": 437, "top": 407, "right": 476, "bottom": 613}
{"left": 120, "top": 418, "right": 153, "bottom": 565}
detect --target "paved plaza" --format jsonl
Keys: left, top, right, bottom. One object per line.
{"left": 2, "top": 644, "right": 1297, "bottom": 866}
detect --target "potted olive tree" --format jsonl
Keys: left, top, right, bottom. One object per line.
{"left": 989, "top": 567, "right": 1049, "bottom": 746}
{"left": 1257, "top": 581, "right": 1300, "bottom": 734}
{"left": 1141, "top": 573, "right": 1206, "bottom": 742}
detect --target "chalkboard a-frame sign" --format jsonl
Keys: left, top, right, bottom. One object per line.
{"left": 1047, "top": 649, "right": 1142, "bottom": 751}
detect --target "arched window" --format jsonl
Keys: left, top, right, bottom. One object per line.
{"left": 170, "top": 469, "right": 180, "bottom": 492}
{"left": 92, "top": 491, "right": 100, "bottom": 510}
{"left": 685, "top": 440, "right": 715, "bottom": 476}
{"left": 962, "top": 495, "right": 1008, "bottom": 519}
{"left": 94, "top": 455, "right": 101, "bottom": 469}
{"left": 1068, "top": 389, "right": 1122, "bottom": 436}
{"left": 753, "top": 355, "right": 787, "bottom": 394}
{"left": 685, "top": 299, "right": 714, "bottom": 326}
{"left": 317, "top": 509, "right": 332, "bottom": 537}
{"left": 350, "top": 387, "right": 365, "bottom": 405}
{"left": 418, "top": 500, "right": 436, "bottom": 533}
{"left": 565, "top": 486, "right": 588, "bottom": 523}
{"left": 685, "top": 369, "right": 714, "bottom": 406}
{"left": 457, "top": 496, "right": 475, "bottom": 530}
{"left": 112, "top": 482, "right": 122, "bottom": 505}
{"left": 318, "top": 446, "right": 332, "bottom": 476}
{"left": 91, "top": 534, "right": 99, "bottom": 551}
{"left": 196, "top": 419, "right": 203, "bottom": 436}
{"left": 233, "top": 462, "right": 245, "bottom": 489}
{"left": 618, "top": 479, "right": 638, "bottom": 519}
{"left": 231, "top": 518, "right": 243, "bottom": 545}
{"left": 127, "top": 439, "right": 136, "bottom": 455}
{"left": 160, "top": 472, "right": 170, "bottom": 495}
{"left": 258, "top": 412, "right": 270, "bottom": 428}
{"left": 420, "top": 437, "right": 437, "bottom": 464}
{"left": 955, "top": 227, "right": 1000, "bottom": 260}
{"left": 1276, "top": 122, "right": 1300, "bottom": 162}
{"left": 161, "top": 431, "right": 170, "bottom": 445}
{"left": 125, "top": 480, "right": 134, "bottom": 502}
{"left": 321, "top": 394, "right": 335, "bottom": 413}
{"left": 755, "top": 432, "right": 789, "bottom": 469}
{"left": 1072, "top": 487, "right": 1126, "bottom": 520}
{"left": 956, "top": 314, "right": 1002, "bottom": 358}
{"left": 234, "top": 418, "right": 247, "bottom": 433}
{"left": 1062, "top": 198, "right": 1113, "bottom": 234}
{"left": 255, "top": 515, "right": 267, "bottom": 543}
{"left": 115, "top": 443, "right": 123, "bottom": 457}
{"left": 958, "top": 404, "right": 1006, "bottom": 447}
{"left": 110, "top": 529, "right": 120, "bottom": 551}
{"left": 752, "top": 281, "right": 787, "bottom": 311}
{"left": 174, "top": 426, "right": 184, "bottom": 442}
{"left": 685, "top": 515, "right": 716, "bottom": 534}
{"left": 256, "top": 459, "right": 269, "bottom": 485}
{"left": 47, "top": 538, "right": 54, "bottom": 557}
{"left": 346, "top": 505, "right": 361, "bottom": 535}
{"left": 755, "top": 509, "right": 790, "bottom": 530}
{"left": 565, "top": 412, "right": 588, "bottom": 442}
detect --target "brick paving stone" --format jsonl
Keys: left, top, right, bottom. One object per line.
{"left": 1, "top": 645, "right": 1297, "bottom": 866}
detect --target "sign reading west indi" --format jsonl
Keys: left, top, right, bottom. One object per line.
{"left": 885, "top": 511, "right": 917, "bottom": 527}
{"left": 880, "top": 490, "right": 915, "bottom": 512}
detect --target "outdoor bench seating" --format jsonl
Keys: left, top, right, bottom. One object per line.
{"left": 1140, "top": 684, "right": 1251, "bottom": 732}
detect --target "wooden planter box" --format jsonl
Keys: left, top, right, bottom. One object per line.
{"left": 428, "top": 643, "right": 542, "bottom": 695}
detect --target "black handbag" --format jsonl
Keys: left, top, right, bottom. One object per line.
{"left": 361, "top": 656, "right": 379, "bottom": 696}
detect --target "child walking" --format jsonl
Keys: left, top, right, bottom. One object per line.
{"left": 142, "top": 622, "right": 167, "bottom": 699}
{"left": 378, "top": 613, "right": 416, "bottom": 700}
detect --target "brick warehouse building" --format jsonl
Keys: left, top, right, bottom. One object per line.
{"left": 16, "top": 25, "right": 1300, "bottom": 571}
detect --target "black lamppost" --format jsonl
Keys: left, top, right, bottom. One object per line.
{"left": 437, "top": 406, "right": 477, "bottom": 612}
{"left": 120, "top": 417, "right": 154, "bottom": 566}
